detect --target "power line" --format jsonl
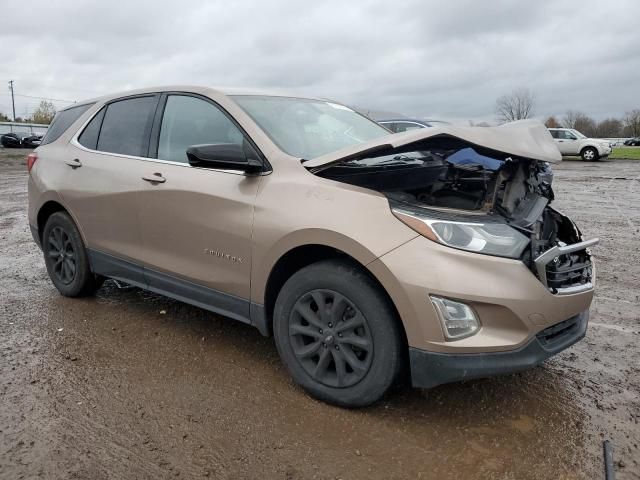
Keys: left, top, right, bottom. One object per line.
{"left": 13, "top": 93, "right": 77, "bottom": 103}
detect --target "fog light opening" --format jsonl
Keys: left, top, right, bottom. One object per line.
{"left": 430, "top": 296, "right": 480, "bottom": 340}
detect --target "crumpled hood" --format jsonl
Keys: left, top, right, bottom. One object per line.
{"left": 303, "top": 119, "right": 561, "bottom": 170}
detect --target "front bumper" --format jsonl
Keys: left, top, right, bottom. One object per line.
{"left": 410, "top": 310, "right": 588, "bottom": 388}
{"left": 367, "top": 235, "right": 594, "bottom": 353}
{"left": 599, "top": 145, "right": 612, "bottom": 156}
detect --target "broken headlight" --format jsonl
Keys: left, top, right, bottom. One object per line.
{"left": 391, "top": 206, "right": 529, "bottom": 259}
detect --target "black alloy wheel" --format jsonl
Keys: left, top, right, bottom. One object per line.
{"left": 273, "top": 259, "right": 404, "bottom": 407}
{"left": 289, "top": 289, "right": 373, "bottom": 388}
{"left": 47, "top": 226, "right": 77, "bottom": 285}
{"left": 42, "top": 211, "right": 103, "bottom": 297}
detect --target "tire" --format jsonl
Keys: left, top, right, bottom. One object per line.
{"left": 42, "top": 211, "right": 102, "bottom": 297}
{"left": 273, "top": 259, "right": 403, "bottom": 408}
{"left": 581, "top": 147, "right": 599, "bottom": 161}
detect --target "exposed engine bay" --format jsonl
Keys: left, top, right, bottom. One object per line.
{"left": 316, "top": 137, "right": 594, "bottom": 292}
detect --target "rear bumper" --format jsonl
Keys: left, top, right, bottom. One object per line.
{"left": 409, "top": 310, "right": 588, "bottom": 389}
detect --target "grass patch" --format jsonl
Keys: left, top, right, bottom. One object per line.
{"left": 610, "top": 147, "right": 640, "bottom": 160}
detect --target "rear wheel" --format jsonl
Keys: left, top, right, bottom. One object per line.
{"left": 581, "top": 147, "right": 599, "bottom": 161}
{"left": 42, "top": 212, "right": 103, "bottom": 297}
{"left": 273, "top": 259, "right": 403, "bottom": 407}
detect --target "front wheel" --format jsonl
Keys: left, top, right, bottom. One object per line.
{"left": 273, "top": 259, "right": 404, "bottom": 408}
{"left": 581, "top": 147, "right": 599, "bottom": 161}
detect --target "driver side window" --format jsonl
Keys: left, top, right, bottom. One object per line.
{"left": 158, "top": 95, "right": 244, "bottom": 163}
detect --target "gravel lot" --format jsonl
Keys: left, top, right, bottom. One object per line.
{"left": 1, "top": 149, "right": 639, "bottom": 479}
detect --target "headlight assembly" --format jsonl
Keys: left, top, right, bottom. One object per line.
{"left": 392, "top": 206, "right": 530, "bottom": 259}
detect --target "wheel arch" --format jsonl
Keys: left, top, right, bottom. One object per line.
{"left": 258, "top": 240, "right": 410, "bottom": 355}
{"left": 37, "top": 200, "right": 67, "bottom": 243}
{"left": 580, "top": 145, "right": 598, "bottom": 154}
{"left": 36, "top": 200, "right": 87, "bottom": 246}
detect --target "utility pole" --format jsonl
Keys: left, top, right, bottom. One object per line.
{"left": 8, "top": 80, "right": 16, "bottom": 121}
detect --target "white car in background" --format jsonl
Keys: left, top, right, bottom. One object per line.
{"left": 548, "top": 128, "right": 612, "bottom": 161}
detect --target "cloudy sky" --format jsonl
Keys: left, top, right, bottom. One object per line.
{"left": 1, "top": 0, "right": 639, "bottom": 124}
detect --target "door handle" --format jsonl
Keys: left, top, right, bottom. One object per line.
{"left": 65, "top": 158, "right": 82, "bottom": 168}
{"left": 142, "top": 173, "right": 166, "bottom": 184}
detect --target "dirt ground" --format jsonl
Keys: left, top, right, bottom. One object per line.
{"left": 1, "top": 148, "right": 639, "bottom": 480}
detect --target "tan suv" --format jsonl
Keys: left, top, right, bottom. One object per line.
{"left": 28, "top": 86, "right": 598, "bottom": 407}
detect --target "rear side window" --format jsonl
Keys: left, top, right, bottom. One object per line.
{"left": 549, "top": 130, "right": 558, "bottom": 139}
{"left": 78, "top": 108, "right": 105, "bottom": 150}
{"left": 558, "top": 130, "right": 576, "bottom": 140}
{"left": 40, "top": 103, "right": 93, "bottom": 146}
{"left": 97, "top": 96, "right": 157, "bottom": 157}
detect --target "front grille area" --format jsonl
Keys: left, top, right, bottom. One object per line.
{"left": 533, "top": 237, "right": 598, "bottom": 294}
{"left": 530, "top": 206, "right": 598, "bottom": 294}
{"left": 545, "top": 250, "right": 592, "bottom": 290}
{"left": 536, "top": 315, "right": 581, "bottom": 348}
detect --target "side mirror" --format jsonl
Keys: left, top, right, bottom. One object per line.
{"left": 186, "top": 143, "right": 263, "bottom": 174}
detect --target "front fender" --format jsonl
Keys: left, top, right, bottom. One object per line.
{"left": 251, "top": 228, "right": 412, "bottom": 305}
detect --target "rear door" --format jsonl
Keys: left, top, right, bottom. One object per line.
{"left": 136, "top": 93, "right": 262, "bottom": 313}
{"left": 62, "top": 94, "right": 160, "bottom": 282}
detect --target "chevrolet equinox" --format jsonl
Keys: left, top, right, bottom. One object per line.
{"left": 28, "top": 86, "right": 598, "bottom": 407}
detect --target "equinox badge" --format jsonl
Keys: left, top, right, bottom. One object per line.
{"left": 204, "top": 248, "right": 244, "bottom": 264}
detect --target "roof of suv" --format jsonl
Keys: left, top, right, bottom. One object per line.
{"left": 62, "top": 85, "right": 328, "bottom": 112}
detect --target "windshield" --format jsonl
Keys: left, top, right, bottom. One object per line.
{"left": 232, "top": 95, "right": 390, "bottom": 159}
{"left": 571, "top": 129, "right": 587, "bottom": 139}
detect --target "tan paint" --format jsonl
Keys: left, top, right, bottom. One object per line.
{"left": 304, "top": 119, "right": 562, "bottom": 169}
{"left": 28, "top": 85, "right": 594, "bottom": 357}
{"left": 368, "top": 235, "right": 593, "bottom": 352}
{"left": 135, "top": 161, "right": 260, "bottom": 299}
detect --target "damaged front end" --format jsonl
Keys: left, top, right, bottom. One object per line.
{"left": 307, "top": 123, "right": 598, "bottom": 294}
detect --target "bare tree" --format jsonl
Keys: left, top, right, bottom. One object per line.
{"left": 562, "top": 110, "right": 596, "bottom": 136}
{"left": 31, "top": 100, "right": 56, "bottom": 124}
{"left": 623, "top": 109, "right": 640, "bottom": 137}
{"left": 562, "top": 110, "right": 581, "bottom": 129}
{"left": 544, "top": 116, "right": 560, "bottom": 128}
{"left": 595, "top": 118, "right": 623, "bottom": 138}
{"left": 495, "top": 88, "right": 534, "bottom": 123}
{"left": 576, "top": 118, "right": 597, "bottom": 137}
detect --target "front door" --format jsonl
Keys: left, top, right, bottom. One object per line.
{"left": 137, "top": 94, "right": 261, "bottom": 315}
{"left": 556, "top": 130, "right": 579, "bottom": 155}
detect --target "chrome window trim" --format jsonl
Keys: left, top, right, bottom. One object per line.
{"left": 69, "top": 102, "right": 267, "bottom": 177}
